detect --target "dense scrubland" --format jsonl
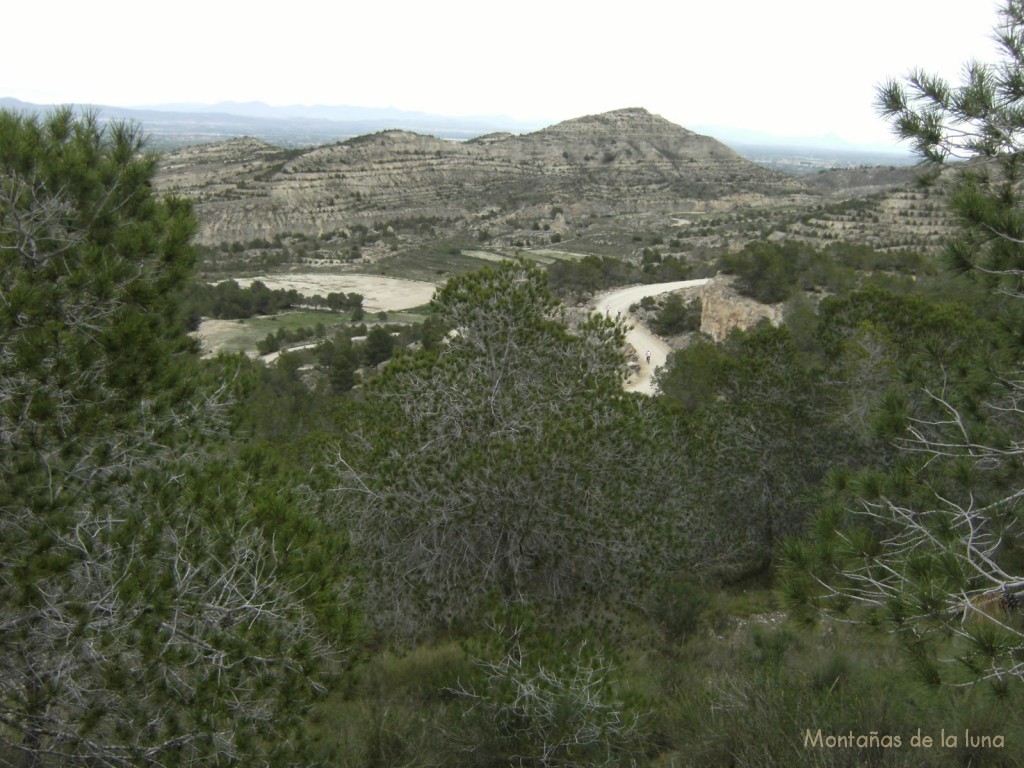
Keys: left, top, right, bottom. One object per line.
{"left": 6, "top": 8, "right": 1024, "bottom": 766}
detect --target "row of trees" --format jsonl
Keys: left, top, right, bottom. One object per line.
{"left": 181, "top": 279, "right": 364, "bottom": 325}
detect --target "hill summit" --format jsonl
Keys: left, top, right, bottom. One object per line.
{"left": 155, "top": 108, "right": 806, "bottom": 246}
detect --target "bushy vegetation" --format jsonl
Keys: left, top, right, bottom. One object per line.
{"left": 182, "top": 279, "right": 364, "bottom": 327}
{"left": 547, "top": 253, "right": 694, "bottom": 301}
{"left": 0, "top": 108, "right": 352, "bottom": 767}
{"left": 649, "top": 293, "right": 702, "bottom": 335}
{"left": 8, "top": 7, "right": 1024, "bottom": 763}
{"left": 329, "top": 260, "right": 723, "bottom": 637}
{"left": 303, "top": 590, "right": 1024, "bottom": 767}
{"left": 719, "top": 240, "right": 932, "bottom": 303}
{"left": 181, "top": 278, "right": 303, "bottom": 325}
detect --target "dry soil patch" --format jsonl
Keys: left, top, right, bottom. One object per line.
{"left": 230, "top": 273, "right": 438, "bottom": 312}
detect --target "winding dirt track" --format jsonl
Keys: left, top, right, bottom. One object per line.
{"left": 592, "top": 279, "right": 712, "bottom": 395}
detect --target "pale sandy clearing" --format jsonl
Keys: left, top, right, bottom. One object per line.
{"left": 460, "top": 249, "right": 507, "bottom": 262}
{"left": 229, "top": 274, "right": 438, "bottom": 312}
{"left": 461, "top": 249, "right": 589, "bottom": 264}
{"left": 192, "top": 318, "right": 263, "bottom": 358}
{"left": 521, "top": 248, "right": 589, "bottom": 261}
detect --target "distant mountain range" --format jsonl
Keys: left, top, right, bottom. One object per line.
{"left": 134, "top": 101, "right": 547, "bottom": 132}
{"left": 0, "top": 97, "right": 913, "bottom": 171}
{"left": 0, "top": 97, "right": 545, "bottom": 148}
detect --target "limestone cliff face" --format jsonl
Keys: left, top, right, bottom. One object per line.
{"left": 699, "top": 277, "right": 784, "bottom": 342}
{"left": 154, "top": 108, "right": 806, "bottom": 245}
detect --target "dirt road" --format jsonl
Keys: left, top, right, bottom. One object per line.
{"left": 592, "top": 279, "right": 712, "bottom": 395}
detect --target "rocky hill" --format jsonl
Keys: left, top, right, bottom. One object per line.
{"left": 155, "top": 108, "right": 810, "bottom": 246}
{"left": 154, "top": 107, "right": 953, "bottom": 266}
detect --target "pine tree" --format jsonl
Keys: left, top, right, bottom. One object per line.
{"left": 332, "top": 259, "right": 691, "bottom": 637}
{"left": 0, "top": 109, "right": 346, "bottom": 766}
{"left": 877, "top": 0, "right": 1024, "bottom": 297}
{"left": 782, "top": 2, "right": 1024, "bottom": 687}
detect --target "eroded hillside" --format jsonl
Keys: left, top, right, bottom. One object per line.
{"left": 154, "top": 107, "right": 954, "bottom": 267}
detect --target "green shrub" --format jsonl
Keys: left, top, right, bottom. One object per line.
{"left": 446, "top": 637, "right": 652, "bottom": 767}
{"left": 650, "top": 295, "right": 701, "bottom": 335}
{"left": 648, "top": 577, "right": 714, "bottom": 642}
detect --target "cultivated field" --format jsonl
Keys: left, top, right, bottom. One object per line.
{"left": 194, "top": 273, "right": 440, "bottom": 357}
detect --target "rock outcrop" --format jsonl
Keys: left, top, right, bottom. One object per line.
{"left": 699, "top": 277, "right": 784, "bottom": 342}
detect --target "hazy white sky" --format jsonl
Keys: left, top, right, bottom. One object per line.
{"left": 2, "top": 0, "right": 1005, "bottom": 147}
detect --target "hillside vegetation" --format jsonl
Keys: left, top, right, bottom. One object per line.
{"left": 6, "top": 8, "right": 1024, "bottom": 762}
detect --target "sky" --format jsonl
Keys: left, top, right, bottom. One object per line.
{"left": 2, "top": 0, "right": 1006, "bottom": 149}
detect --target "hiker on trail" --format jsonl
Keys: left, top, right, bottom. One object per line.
{"left": 645, "top": 350, "right": 651, "bottom": 365}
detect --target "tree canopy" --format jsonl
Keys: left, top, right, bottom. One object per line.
{"left": 782, "top": 0, "right": 1024, "bottom": 688}
{"left": 329, "top": 259, "right": 727, "bottom": 637}
{"left": 0, "top": 109, "right": 348, "bottom": 766}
